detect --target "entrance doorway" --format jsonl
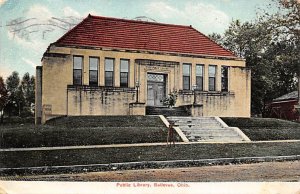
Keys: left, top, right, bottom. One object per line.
{"left": 147, "top": 73, "right": 167, "bottom": 106}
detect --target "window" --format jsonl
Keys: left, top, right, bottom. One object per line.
{"left": 89, "top": 57, "right": 99, "bottom": 86}
{"left": 196, "top": 64, "right": 204, "bottom": 91}
{"left": 209, "top": 65, "right": 216, "bottom": 91}
{"left": 221, "top": 66, "right": 228, "bottom": 91}
{"left": 105, "top": 58, "right": 114, "bottom": 87}
{"left": 120, "top": 59, "right": 129, "bottom": 87}
{"left": 183, "top": 64, "right": 191, "bottom": 90}
{"left": 73, "top": 56, "right": 83, "bottom": 85}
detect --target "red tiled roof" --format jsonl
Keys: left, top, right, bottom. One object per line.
{"left": 55, "top": 15, "right": 236, "bottom": 58}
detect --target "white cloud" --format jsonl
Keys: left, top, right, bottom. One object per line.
{"left": 62, "top": 6, "right": 98, "bottom": 18}
{"left": 145, "top": 1, "right": 230, "bottom": 34}
{"left": 184, "top": 2, "right": 230, "bottom": 33}
{"left": 0, "top": 0, "right": 7, "bottom": 7}
{"left": 27, "top": 4, "right": 53, "bottom": 21}
{"left": 22, "top": 57, "right": 37, "bottom": 68}
{"left": 7, "top": 30, "right": 48, "bottom": 53}
{"left": 63, "top": 6, "right": 81, "bottom": 18}
{"left": 6, "top": 4, "right": 57, "bottom": 53}
{"left": 145, "top": 1, "right": 183, "bottom": 19}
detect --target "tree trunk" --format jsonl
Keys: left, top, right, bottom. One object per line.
{"left": 298, "top": 75, "right": 300, "bottom": 105}
{"left": 0, "top": 110, "right": 3, "bottom": 124}
{"left": 19, "top": 102, "right": 21, "bottom": 117}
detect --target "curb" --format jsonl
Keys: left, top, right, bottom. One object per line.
{"left": 1, "top": 155, "right": 299, "bottom": 176}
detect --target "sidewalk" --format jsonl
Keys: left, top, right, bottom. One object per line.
{"left": 1, "top": 139, "right": 300, "bottom": 152}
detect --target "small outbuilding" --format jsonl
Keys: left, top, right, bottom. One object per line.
{"left": 267, "top": 91, "right": 299, "bottom": 121}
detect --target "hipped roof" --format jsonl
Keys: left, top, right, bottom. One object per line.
{"left": 55, "top": 14, "right": 237, "bottom": 58}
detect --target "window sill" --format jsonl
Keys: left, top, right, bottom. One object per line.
{"left": 178, "top": 90, "right": 234, "bottom": 96}
{"left": 67, "top": 85, "right": 136, "bottom": 92}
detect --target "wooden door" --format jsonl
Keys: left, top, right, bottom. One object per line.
{"left": 147, "top": 73, "right": 166, "bottom": 106}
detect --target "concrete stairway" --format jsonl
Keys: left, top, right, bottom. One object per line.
{"left": 167, "top": 116, "right": 250, "bottom": 142}
{"left": 146, "top": 106, "right": 190, "bottom": 117}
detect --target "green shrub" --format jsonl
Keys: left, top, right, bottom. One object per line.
{"left": 161, "top": 91, "right": 178, "bottom": 107}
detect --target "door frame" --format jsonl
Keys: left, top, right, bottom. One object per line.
{"left": 146, "top": 73, "right": 167, "bottom": 106}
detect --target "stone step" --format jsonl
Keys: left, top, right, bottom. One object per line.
{"left": 146, "top": 106, "right": 191, "bottom": 117}
{"left": 168, "top": 116, "right": 215, "bottom": 118}
{"left": 186, "top": 136, "right": 242, "bottom": 141}
{"left": 180, "top": 126, "right": 224, "bottom": 130}
{"left": 183, "top": 128, "right": 238, "bottom": 133}
{"left": 188, "top": 137, "right": 245, "bottom": 142}
{"left": 182, "top": 131, "right": 240, "bottom": 137}
{"left": 181, "top": 127, "right": 231, "bottom": 131}
{"left": 182, "top": 131, "right": 236, "bottom": 135}
{"left": 166, "top": 116, "right": 247, "bottom": 142}
{"left": 173, "top": 120, "right": 218, "bottom": 123}
{"left": 168, "top": 118, "right": 216, "bottom": 121}
{"left": 177, "top": 122, "right": 221, "bottom": 125}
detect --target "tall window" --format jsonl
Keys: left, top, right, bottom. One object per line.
{"left": 183, "top": 64, "right": 191, "bottom": 90}
{"left": 105, "top": 58, "right": 114, "bottom": 87}
{"left": 120, "top": 59, "right": 129, "bottom": 87}
{"left": 73, "top": 56, "right": 83, "bottom": 85}
{"left": 89, "top": 57, "right": 99, "bottom": 86}
{"left": 196, "top": 64, "right": 204, "bottom": 91}
{"left": 221, "top": 66, "right": 229, "bottom": 91}
{"left": 209, "top": 65, "right": 216, "bottom": 91}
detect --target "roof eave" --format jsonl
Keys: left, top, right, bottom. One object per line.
{"left": 53, "top": 43, "right": 244, "bottom": 61}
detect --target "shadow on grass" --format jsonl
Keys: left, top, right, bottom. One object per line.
{"left": 0, "top": 116, "right": 177, "bottom": 148}
{"left": 222, "top": 117, "right": 300, "bottom": 141}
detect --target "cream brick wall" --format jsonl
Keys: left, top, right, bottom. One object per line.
{"left": 38, "top": 45, "right": 250, "bottom": 122}
{"left": 42, "top": 54, "right": 72, "bottom": 117}
{"left": 67, "top": 87, "right": 136, "bottom": 116}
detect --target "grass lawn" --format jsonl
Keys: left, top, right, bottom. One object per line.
{"left": 1, "top": 116, "right": 300, "bottom": 175}
{"left": 222, "top": 117, "right": 300, "bottom": 141}
{"left": 0, "top": 116, "right": 171, "bottom": 148}
{"left": 1, "top": 142, "right": 300, "bottom": 169}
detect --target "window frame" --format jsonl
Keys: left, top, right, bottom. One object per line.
{"left": 182, "top": 63, "right": 191, "bottom": 90}
{"left": 73, "top": 56, "right": 83, "bottom": 86}
{"left": 208, "top": 65, "right": 217, "bottom": 91}
{"left": 221, "top": 66, "right": 229, "bottom": 92}
{"left": 196, "top": 64, "right": 204, "bottom": 91}
{"left": 105, "top": 58, "right": 115, "bottom": 87}
{"left": 89, "top": 57, "right": 99, "bottom": 86}
{"left": 120, "top": 59, "right": 129, "bottom": 88}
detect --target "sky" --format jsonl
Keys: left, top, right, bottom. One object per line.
{"left": 0, "top": 0, "right": 276, "bottom": 80}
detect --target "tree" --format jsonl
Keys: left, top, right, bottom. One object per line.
{"left": 4, "top": 71, "right": 36, "bottom": 117}
{"left": 270, "top": 0, "right": 300, "bottom": 105}
{"left": 5, "top": 71, "right": 21, "bottom": 117}
{"left": 20, "top": 73, "right": 35, "bottom": 116}
{"left": 0, "top": 77, "right": 8, "bottom": 123}
{"left": 208, "top": 33, "right": 223, "bottom": 45}
{"left": 208, "top": 0, "right": 299, "bottom": 116}
{"left": 214, "top": 20, "right": 274, "bottom": 115}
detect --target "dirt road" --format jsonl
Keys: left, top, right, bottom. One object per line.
{"left": 2, "top": 161, "right": 300, "bottom": 182}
